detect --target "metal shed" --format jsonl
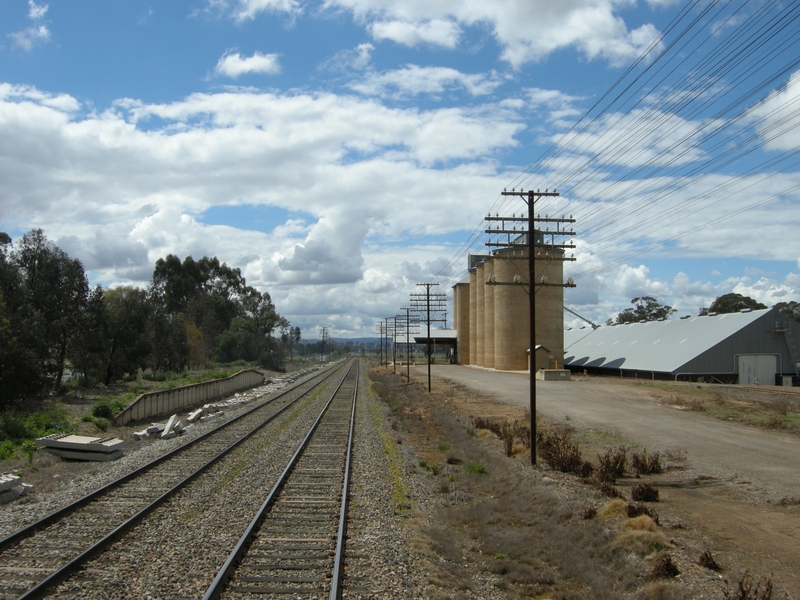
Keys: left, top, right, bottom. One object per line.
{"left": 564, "top": 308, "right": 800, "bottom": 385}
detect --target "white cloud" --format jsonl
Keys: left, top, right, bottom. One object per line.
{"left": 350, "top": 65, "right": 502, "bottom": 98}
{"left": 8, "top": 24, "right": 50, "bottom": 51}
{"left": 28, "top": 0, "right": 48, "bottom": 20}
{"left": 8, "top": 0, "right": 50, "bottom": 51}
{"left": 323, "top": 0, "right": 664, "bottom": 68}
{"left": 214, "top": 51, "right": 282, "bottom": 78}
{"left": 319, "top": 43, "right": 374, "bottom": 72}
{"left": 368, "top": 18, "right": 460, "bottom": 49}
{"left": 0, "top": 84, "right": 517, "bottom": 320}
{"left": 208, "top": 0, "right": 302, "bottom": 22}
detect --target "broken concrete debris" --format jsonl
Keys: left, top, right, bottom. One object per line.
{"left": 0, "top": 473, "right": 34, "bottom": 505}
{"left": 129, "top": 373, "right": 311, "bottom": 442}
{"left": 36, "top": 434, "right": 125, "bottom": 461}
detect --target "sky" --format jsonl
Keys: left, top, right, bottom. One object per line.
{"left": 1, "top": 0, "right": 799, "bottom": 338}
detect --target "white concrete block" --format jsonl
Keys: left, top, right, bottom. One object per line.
{"left": 147, "top": 423, "right": 165, "bottom": 434}
{"left": 161, "top": 414, "right": 179, "bottom": 439}
{"left": 187, "top": 409, "right": 203, "bottom": 423}
{"left": 133, "top": 430, "right": 150, "bottom": 440}
{"left": 0, "top": 473, "right": 21, "bottom": 492}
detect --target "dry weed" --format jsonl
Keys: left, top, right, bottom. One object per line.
{"left": 722, "top": 571, "right": 773, "bottom": 600}
{"left": 596, "top": 446, "right": 627, "bottom": 482}
{"left": 614, "top": 528, "right": 668, "bottom": 555}
{"left": 698, "top": 549, "right": 720, "bottom": 571}
{"left": 631, "top": 482, "right": 660, "bottom": 502}
{"left": 599, "top": 482, "right": 624, "bottom": 499}
{"left": 627, "top": 503, "right": 660, "bottom": 525}
{"left": 596, "top": 498, "right": 627, "bottom": 519}
{"left": 649, "top": 555, "right": 680, "bottom": 579}
{"left": 537, "top": 428, "right": 583, "bottom": 473}
{"left": 631, "top": 447, "right": 663, "bottom": 475}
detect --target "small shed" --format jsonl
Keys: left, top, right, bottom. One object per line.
{"left": 564, "top": 308, "right": 800, "bottom": 385}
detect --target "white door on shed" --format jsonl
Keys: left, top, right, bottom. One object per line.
{"left": 738, "top": 354, "right": 777, "bottom": 386}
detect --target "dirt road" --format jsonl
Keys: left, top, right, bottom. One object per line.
{"left": 427, "top": 364, "right": 800, "bottom": 503}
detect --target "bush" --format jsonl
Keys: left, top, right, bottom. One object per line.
{"left": 627, "top": 502, "right": 660, "bottom": 524}
{"left": 537, "top": 429, "right": 582, "bottom": 472}
{"left": 92, "top": 418, "right": 109, "bottom": 432}
{"left": 649, "top": 555, "right": 679, "bottom": 579}
{"left": 722, "top": 571, "right": 773, "bottom": 600}
{"left": 698, "top": 550, "right": 719, "bottom": 571}
{"left": 0, "top": 440, "right": 16, "bottom": 460}
{"left": 91, "top": 400, "right": 114, "bottom": 419}
{"left": 596, "top": 447, "right": 627, "bottom": 482}
{"left": 631, "top": 448, "right": 663, "bottom": 475}
{"left": 631, "top": 482, "right": 660, "bottom": 502}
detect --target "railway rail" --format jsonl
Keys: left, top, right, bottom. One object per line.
{"left": 0, "top": 360, "right": 350, "bottom": 600}
{"left": 204, "top": 359, "right": 359, "bottom": 599}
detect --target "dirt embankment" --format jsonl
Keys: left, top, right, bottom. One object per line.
{"left": 369, "top": 365, "right": 800, "bottom": 598}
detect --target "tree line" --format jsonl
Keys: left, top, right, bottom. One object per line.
{"left": 0, "top": 229, "right": 295, "bottom": 408}
{"left": 611, "top": 293, "right": 800, "bottom": 325}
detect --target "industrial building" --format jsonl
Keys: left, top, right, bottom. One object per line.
{"left": 452, "top": 241, "right": 566, "bottom": 371}
{"left": 564, "top": 308, "right": 800, "bottom": 385}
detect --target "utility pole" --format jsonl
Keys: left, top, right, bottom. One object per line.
{"left": 410, "top": 283, "right": 447, "bottom": 393}
{"left": 488, "top": 188, "right": 576, "bottom": 465}
{"left": 319, "top": 327, "right": 329, "bottom": 363}
{"left": 375, "top": 321, "right": 384, "bottom": 366}
{"left": 397, "top": 308, "right": 419, "bottom": 381}
{"left": 391, "top": 316, "right": 397, "bottom": 374}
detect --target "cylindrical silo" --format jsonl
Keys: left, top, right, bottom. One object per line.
{"left": 454, "top": 282, "right": 470, "bottom": 364}
{"left": 483, "top": 258, "right": 495, "bottom": 369}
{"left": 475, "top": 261, "right": 485, "bottom": 367}
{"left": 468, "top": 268, "right": 477, "bottom": 365}
{"left": 494, "top": 251, "right": 530, "bottom": 370}
{"left": 534, "top": 246, "right": 565, "bottom": 370}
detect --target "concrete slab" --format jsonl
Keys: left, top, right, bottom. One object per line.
{"left": 535, "top": 369, "right": 571, "bottom": 381}
{"left": 41, "top": 447, "right": 124, "bottom": 461}
{"left": 36, "top": 434, "right": 124, "bottom": 453}
{"left": 0, "top": 473, "right": 21, "bottom": 492}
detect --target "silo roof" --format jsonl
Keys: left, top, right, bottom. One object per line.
{"left": 564, "top": 308, "right": 772, "bottom": 373}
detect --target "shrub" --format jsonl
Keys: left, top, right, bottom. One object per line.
{"left": 537, "top": 429, "right": 582, "bottom": 472}
{"left": 631, "top": 447, "right": 663, "bottom": 475}
{"left": 698, "top": 550, "right": 719, "bottom": 571}
{"left": 722, "top": 571, "right": 773, "bottom": 600}
{"left": 649, "top": 555, "right": 679, "bottom": 579}
{"left": 582, "top": 505, "right": 597, "bottom": 520}
{"left": 627, "top": 503, "right": 660, "bottom": 525}
{"left": 599, "top": 482, "right": 624, "bottom": 499}
{"left": 596, "top": 446, "right": 627, "bottom": 482}
{"left": 631, "top": 482, "right": 660, "bottom": 502}
{"left": 92, "top": 400, "right": 114, "bottom": 419}
{"left": 0, "top": 440, "right": 16, "bottom": 460}
{"left": 92, "top": 418, "right": 109, "bottom": 432}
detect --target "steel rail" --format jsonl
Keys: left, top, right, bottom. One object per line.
{"left": 330, "top": 361, "right": 358, "bottom": 600}
{"left": 0, "top": 362, "right": 339, "bottom": 555}
{"left": 203, "top": 358, "right": 359, "bottom": 600}
{"left": 3, "top": 361, "right": 349, "bottom": 600}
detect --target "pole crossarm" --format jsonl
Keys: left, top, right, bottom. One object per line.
{"left": 483, "top": 188, "right": 577, "bottom": 465}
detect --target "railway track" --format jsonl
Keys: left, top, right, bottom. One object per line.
{"left": 0, "top": 361, "right": 350, "bottom": 600}
{"left": 204, "top": 359, "right": 359, "bottom": 599}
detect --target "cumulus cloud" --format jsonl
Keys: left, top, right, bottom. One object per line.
{"left": 349, "top": 65, "right": 502, "bottom": 98}
{"left": 0, "top": 83, "right": 516, "bottom": 321}
{"left": 368, "top": 18, "right": 460, "bottom": 48}
{"left": 206, "top": 0, "right": 302, "bottom": 22}
{"left": 323, "top": 0, "right": 663, "bottom": 68}
{"left": 214, "top": 51, "right": 282, "bottom": 78}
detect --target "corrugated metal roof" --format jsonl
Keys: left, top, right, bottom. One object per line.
{"left": 564, "top": 327, "right": 595, "bottom": 349}
{"left": 564, "top": 308, "right": 772, "bottom": 373}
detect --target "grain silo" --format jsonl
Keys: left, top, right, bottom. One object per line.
{"left": 468, "top": 267, "right": 477, "bottom": 364}
{"left": 454, "top": 279, "right": 470, "bottom": 364}
{"left": 475, "top": 260, "right": 486, "bottom": 367}
{"left": 483, "top": 258, "right": 495, "bottom": 368}
{"left": 493, "top": 251, "right": 530, "bottom": 370}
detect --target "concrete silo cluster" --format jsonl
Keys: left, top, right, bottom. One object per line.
{"left": 453, "top": 246, "right": 565, "bottom": 371}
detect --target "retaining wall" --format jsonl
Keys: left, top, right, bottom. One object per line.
{"left": 113, "top": 369, "right": 265, "bottom": 426}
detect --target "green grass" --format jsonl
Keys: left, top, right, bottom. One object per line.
{"left": 465, "top": 460, "right": 487, "bottom": 475}
{"left": 579, "top": 428, "right": 627, "bottom": 447}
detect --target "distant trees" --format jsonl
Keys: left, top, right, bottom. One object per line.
{"left": 699, "top": 293, "right": 767, "bottom": 315}
{"left": 774, "top": 301, "right": 800, "bottom": 323}
{"left": 0, "top": 229, "right": 289, "bottom": 409}
{"left": 614, "top": 296, "right": 676, "bottom": 324}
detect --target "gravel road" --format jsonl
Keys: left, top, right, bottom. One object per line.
{"left": 425, "top": 365, "right": 800, "bottom": 504}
